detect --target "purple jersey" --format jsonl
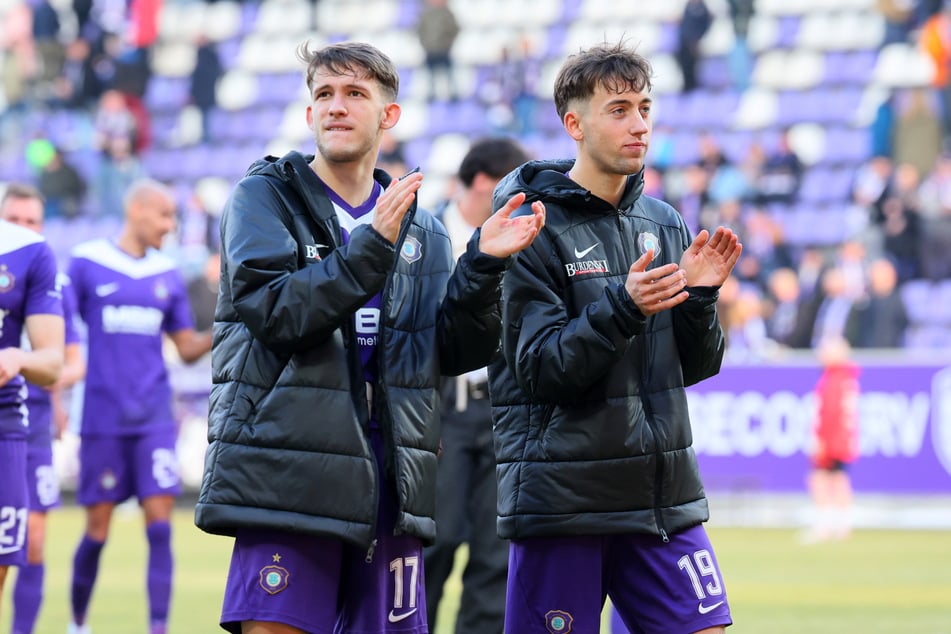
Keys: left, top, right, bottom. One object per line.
{"left": 24, "top": 273, "right": 81, "bottom": 448}
{"left": 326, "top": 181, "right": 383, "bottom": 388}
{"left": 67, "top": 239, "right": 194, "bottom": 436}
{"left": 0, "top": 220, "right": 63, "bottom": 440}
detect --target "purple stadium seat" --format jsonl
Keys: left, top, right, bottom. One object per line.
{"left": 775, "top": 16, "right": 801, "bottom": 49}
{"left": 822, "top": 127, "right": 869, "bottom": 165}
{"left": 144, "top": 76, "right": 189, "bottom": 113}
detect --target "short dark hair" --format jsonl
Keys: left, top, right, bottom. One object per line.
{"left": 297, "top": 41, "right": 400, "bottom": 102}
{"left": 553, "top": 41, "right": 653, "bottom": 121}
{"left": 1, "top": 183, "right": 43, "bottom": 207}
{"left": 458, "top": 137, "right": 531, "bottom": 187}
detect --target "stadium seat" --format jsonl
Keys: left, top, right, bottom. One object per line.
{"left": 874, "top": 43, "right": 936, "bottom": 88}
{"left": 733, "top": 88, "right": 779, "bottom": 130}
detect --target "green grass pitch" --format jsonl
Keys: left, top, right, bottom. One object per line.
{"left": 2, "top": 505, "right": 951, "bottom": 633}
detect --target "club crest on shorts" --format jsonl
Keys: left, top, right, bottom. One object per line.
{"left": 259, "top": 564, "right": 289, "bottom": 595}
{"left": 99, "top": 469, "right": 117, "bottom": 490}
{"left": 544, "top": 609, "right": 573, "bottom": 633}
{"left": 0, "top": 266, "right": 15, "bottom": 293}
{"left": 637, "top": 232, "right": 661, "bottom": 258}
{"left": 400, "top": 236, "right": 422, "bottom": 263}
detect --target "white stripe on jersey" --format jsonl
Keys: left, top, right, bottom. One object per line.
{"left": 0, "top": 219, "right": 45, "bottom": 255}
{"left": 70, "top": 238, "right": 179, "bottom": 278}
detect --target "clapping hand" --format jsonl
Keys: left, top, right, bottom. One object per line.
{"left": 478, "top": 192, "right": 546, "bottom": 258}
{"left": 679, "top": 227, "right": 742, "bottom": 288}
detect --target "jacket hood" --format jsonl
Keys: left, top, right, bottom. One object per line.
{"left": 493, "top": 159, "right": 645, "bottom": 215}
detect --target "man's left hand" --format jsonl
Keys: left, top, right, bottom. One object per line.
{"left": 679, "top": 226, "right": 743, "bottom": 287}
{"left": 479, "top": 192, "right": 546, "bottom": 258}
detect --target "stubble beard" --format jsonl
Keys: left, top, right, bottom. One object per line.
{"left": 316, "top": 132, "right": 377, "bottom": 165}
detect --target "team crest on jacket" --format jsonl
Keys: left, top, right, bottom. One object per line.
{"left": 400, "top": 236, "right": 422, "bottom": 263}
{"left": 637, "top": 232, "right": 661, "bottom": 258}
{"left": 259, "top": 562, "right": 289, "bottom": 595}
{"left": 545, "top": 609, "right": 573, "bottom": 633}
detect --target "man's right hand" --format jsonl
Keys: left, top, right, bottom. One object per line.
{"left": 373, "top": 171, "right": 424, "bottom": 244}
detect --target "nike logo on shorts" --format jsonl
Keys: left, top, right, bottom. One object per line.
{"left": 388, "top": 608, "right": 418, "bottom": 623}
{"left": 698, "top": 600, "right": 725, "bottom": 614}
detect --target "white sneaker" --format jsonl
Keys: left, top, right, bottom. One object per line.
{"left": 67, "top": 623, "right": 91, "bottom": 634}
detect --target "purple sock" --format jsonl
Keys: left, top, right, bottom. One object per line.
{"left": 146, "top": 521, "right": 173, "bottom": 627}
{"left": 12, "top": 562, "right": 44, "bottom": 634}
{"left": 71, "top": 535, "right": 105, "bottom": 625}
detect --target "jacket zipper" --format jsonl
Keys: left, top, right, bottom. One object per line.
{"left": 622, "top": 208, "right": 669, "bottom": 542}
{"left": 367, "top": 203, "right": 419, "bottom": 562}
{"left": 314, "top": 210, "right": 383, "bottom": 559}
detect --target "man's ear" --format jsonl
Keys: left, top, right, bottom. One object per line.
{"left": 381, "top": 102, "right": 402, "bottom": 130}
{"left": 305, "top": 105, "right": 315, "bottom": 132}
{"left": 563, "top": 110, "right": 583, "bottom": 142}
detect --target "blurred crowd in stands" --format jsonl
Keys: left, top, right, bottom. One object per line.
{"left": 2, "top": 0, "right": 951, "bottom": 356}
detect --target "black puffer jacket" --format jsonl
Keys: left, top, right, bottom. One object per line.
{"left": 195, "top": 151, "right": 508, "bottom": 548}
{"left": 488, "top": 159, "right": 724, "bottom": 541}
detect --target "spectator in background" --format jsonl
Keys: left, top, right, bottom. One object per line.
{"left": 189, "top": 34, "right": 223, "bottom": 144}
{"left": 847, "top": 257, "right": 908, "bottom": 348}
{"left": 94, "top": 135, "right": 146, "bottom": 217}
{"left": 94, "top": 88, "right": 138, "bottom": 153}
{"left": 697, "top": 132, "right": 750, "bottom": 205}
{"left": 416, "top": 0, "right": 460, "bottom": 101}
{"left": 810, "top": 266, "right": 857, "bottom": 348}
{"left": 31, "top": 0, "right": 64, "bottom": 99}
{"left": 1, "top": 188, "right": 85, "bottom": 634}
{"left": 483, "top": 35, "right": 542, "bottom": 135}
{"left": 918, "top": 153, "right": 951, "bottom": 279}
{"left": 850, "top": 154, "right": 893, "bottom": 224}
{"left": 53, "top": 37, "right": 103, "bottom": 110}
{"left": 877, "top": 163, "right": 922, "bottom": 282}
{"left": 66, "top": 179, "right": 212, "bottom": 634}
{"left": 186, "top": 250, "right": 220, "bottom": 333}
{"left": 377, "top": 129, "right": 408, "bottom": 176}
{"left": 1, "top": 0, "right": 36, "bottom": 115}
{"left": 38, "top": 145, "right": 88, "bottom": 219}
{"left": 424, "top": 136, "right": 531, "bottom": 634}
{"left": 723, "top": 280, "right": 776, "bottom": 361}
{"left": 919, "top": 4, "right": 951, "bottom": 142}
{"left": 892, "top": 87, "right": 943, "bottom": 178}
{"left": 752, "top": 128, "right": 804, "bottom": 206}
{"left": 763, "top": 266, "right": 813, "bottom": 348}
{"left": 869, "top": 90, "right": 896, "bottom": 159}
{"left": 804, "top": 336, "right": 860, "bottom": 543}
{"left": 727, "top": 0, "right": 755, "bottom": 92}
{"left": 876, "top": 0, "right": 918, "bottom": 47}
{"left": 676, "top": 0, "right": 712, "bottom": 92}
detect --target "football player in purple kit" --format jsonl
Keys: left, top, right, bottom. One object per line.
{"left": 2, "top": 186, "right": 86, "bottom": 634}
{"left": 65, "top": 179, "right": 212, "bottom": 634}
{"left": 194, "top": 41, "right": 544, "bottom": 634}
{"left": 0, "top": 184, "right": 65, "bottom": 622}
{"left": 487, "top": 42, "right": 743, "bottom": 633}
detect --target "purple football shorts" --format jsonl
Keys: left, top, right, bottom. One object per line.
{"left": 506, "top": 524, "right": 731, "bottom": 634}
{"left": 0, "top": 438, "right": 29, "bottom": 566}
{"left": 76, "top": 429, "right": 181, "bottom": 506}
{"left": 220, "top": 431, "right": 428, "bottom": 633}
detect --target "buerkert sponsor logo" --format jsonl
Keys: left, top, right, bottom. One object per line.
{"left": 564, "top": 259, "right": 610, "bottom": 277}
{"left": 687, "top": 389, "right": 933, "bottom": 460}
{"left": 102, "top": 305, "right": 164, "bottom": 336}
